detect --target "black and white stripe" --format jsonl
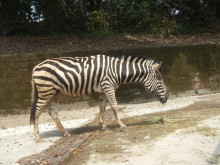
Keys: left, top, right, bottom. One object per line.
{"left": 30, "top": 54, "right": 168, "bottom": 140}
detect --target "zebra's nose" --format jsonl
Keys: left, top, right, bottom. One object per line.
{"left": 161, "top": 98, "right": 167, "bottom": 104}
{"left": 160, "top": 95, "right": 168, "bottom": 104}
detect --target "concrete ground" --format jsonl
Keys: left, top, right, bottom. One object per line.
{"left": 0, "top": 93, "right": 220, "bottom": 165}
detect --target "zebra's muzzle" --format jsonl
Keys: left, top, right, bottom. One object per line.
{"left": 160, "top": 96, "right": 168, "bottom": 104}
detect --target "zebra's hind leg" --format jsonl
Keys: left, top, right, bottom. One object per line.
{"left": 48, "top": 92, "right": 70, "bottom": 137}
{"left": 48, "top": 104, "right": 70, "bottom": 137}
{"left": 33, "top": 110, "right": 42, "bottom": 141}
{"left": 99, "top": 93, "right": 107, "bottom": 130}
{"left": 33, "top": 101, "right": 48, "bottom": 142}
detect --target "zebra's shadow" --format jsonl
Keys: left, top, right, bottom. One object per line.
{"left": 40, "top": 119, "right": 160, "bottom": 139}
{"left": 40, "top": 125, "right": 101, "bottom": 139}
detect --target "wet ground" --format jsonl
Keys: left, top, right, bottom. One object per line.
{"left": 0, "top": 43, "right": 219, "bottom": 113}
{"left": 17, "top": 94, "right": 220, "bottom": 165}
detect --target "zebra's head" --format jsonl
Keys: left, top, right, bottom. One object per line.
{"left": 144, "top": 62, "right": 168, "bottom": 104}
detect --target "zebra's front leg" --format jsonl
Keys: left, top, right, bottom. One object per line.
{"left": 112, "top": 106, "right": 127, "bottom": 131}
{"left": 99, "top": 93, "right": 107, "bottom": 130}
{"left": 48, "top": 103, "right": 70, "bottom": 137}
{"left": 102, "top": 87, "right": 126, "bottom": 131}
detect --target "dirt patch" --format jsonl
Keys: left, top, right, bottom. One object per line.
{"left": 2, "top": 94, "right": 220, "bottom": 165}
{"left": 0, "top": 33, "right": 219, "bottom": 56}
{"left": 63, "top": 97, "right": 220, "bottom": 165}
{"left": 18, "top": 133, "right": 91, "bottom": 165}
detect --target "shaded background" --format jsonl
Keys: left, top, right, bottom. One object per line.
{"left": 0, "top": 44, "right": 219, "bottom": 114}
{"left": 0, "top": 0, "right": 219, "bottom": 36}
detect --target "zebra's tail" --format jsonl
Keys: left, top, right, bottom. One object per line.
{"left": 30, "top": 79, "right": 38, "bottom": 125}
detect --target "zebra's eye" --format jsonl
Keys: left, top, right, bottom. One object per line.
{"left": 155, "top": 73, "right": 162, "bottom": 80}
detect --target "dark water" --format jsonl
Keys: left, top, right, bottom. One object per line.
{"left": 0, "top": 44, "right": 219, "bottom": 114}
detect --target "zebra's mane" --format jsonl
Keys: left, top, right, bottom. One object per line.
{"left": 55, "top": 55, "right": 158, "bottom": 65}
{"left": 112, "top": 55, "right": 158, "bottom": 65}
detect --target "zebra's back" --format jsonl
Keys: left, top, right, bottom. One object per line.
{"left": 32, "top": 55, "right": 106, "bottom": 96}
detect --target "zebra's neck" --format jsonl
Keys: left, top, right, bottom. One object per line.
{"left": 115, "top": 56, "right": 150, "bottom": 86}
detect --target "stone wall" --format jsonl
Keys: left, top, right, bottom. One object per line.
{"left": 0, "top": 45, "right": 219, "bottom": 114}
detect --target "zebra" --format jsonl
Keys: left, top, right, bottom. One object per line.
{"left": 30, "top": 54, "right": 168, "bottom": 141}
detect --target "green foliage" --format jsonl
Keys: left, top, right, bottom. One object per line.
{"left": 88, "top": 10, "right": 109, "bottom": 34}
{"left": 0, "top": 0, "right": 219, "bottom": 36}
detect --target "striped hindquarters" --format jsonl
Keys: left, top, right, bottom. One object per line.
{"left": 32, "top": 55, "right": 106, "bottom": 97}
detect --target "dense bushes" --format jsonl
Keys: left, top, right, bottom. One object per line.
{"left": 0, "top": 0, "right": 219, "bottom": 36}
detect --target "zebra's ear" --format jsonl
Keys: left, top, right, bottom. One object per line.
{"left": 152, "top": 62, "right": 162, "bottom": 70}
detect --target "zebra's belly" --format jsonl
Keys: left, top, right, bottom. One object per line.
{"left": 70, "top": 84, "right": 103, "bottom": 96}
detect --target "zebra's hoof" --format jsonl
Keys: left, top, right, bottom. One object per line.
{"left": 64, "top": 131, "right": 71, "bottom": 137}
{"left": 101, "top": 124, "right": 107, "bottom": 131}
{"left": 35, "top": 135, "right": 43, "bottom": 143}
{"left": 119, "top": 125, "right": 127, "bottom": 132}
